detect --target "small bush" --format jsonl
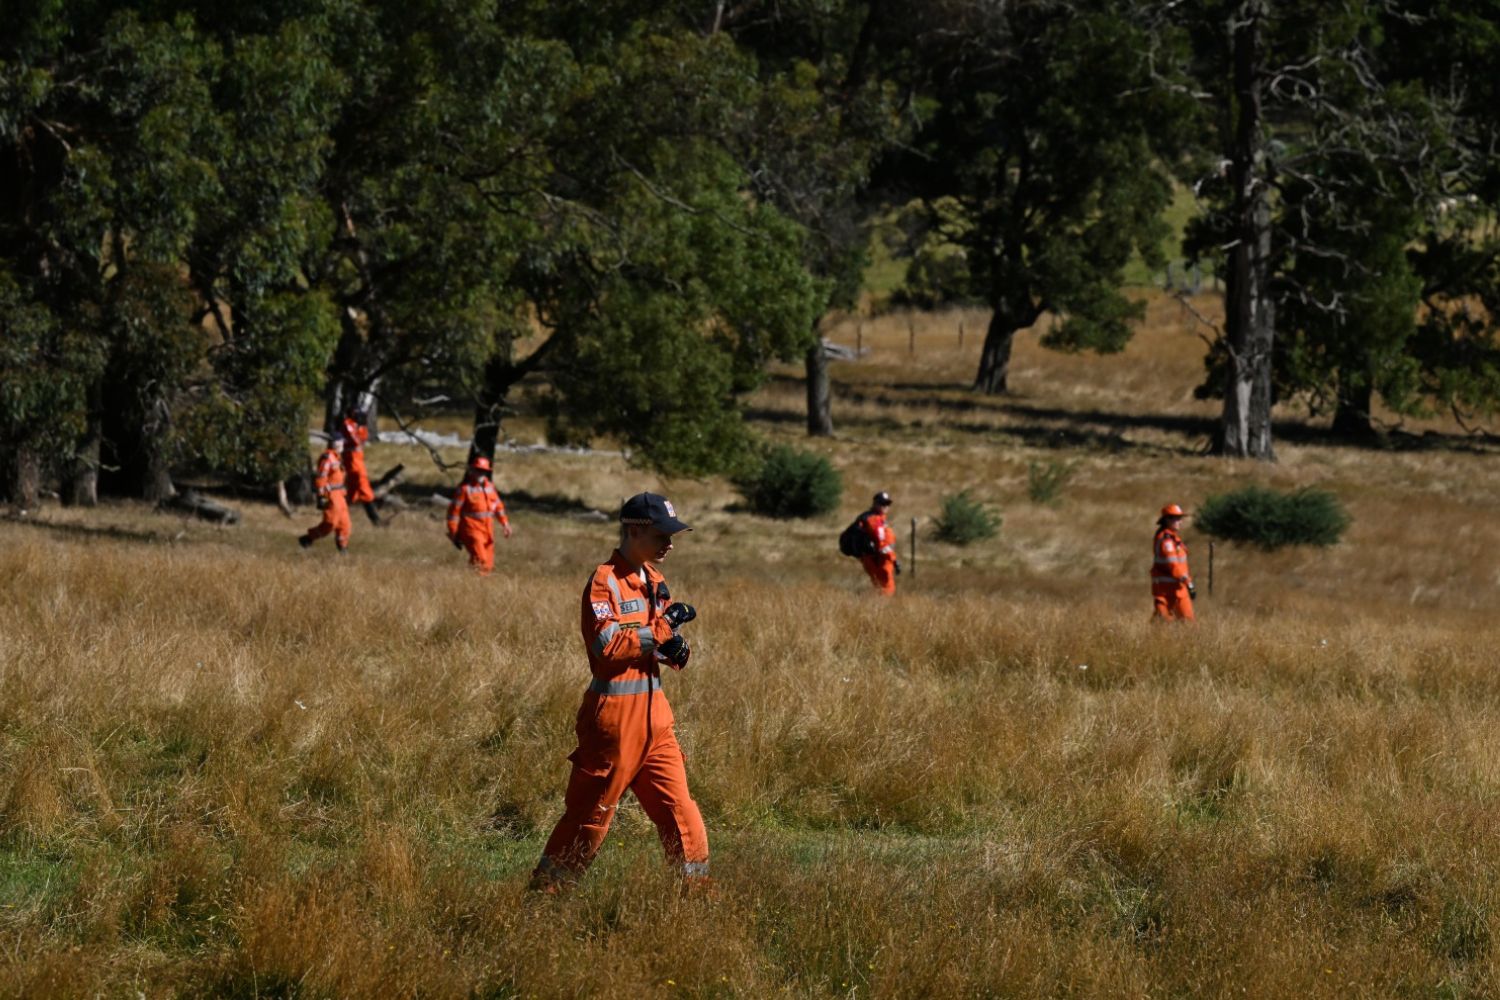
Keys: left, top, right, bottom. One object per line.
{"left": 933, "top": 490, "right": 1001, "bottom": 545}
{"left": 1027, "top": 459, "right": 1076, "bottom": 506}
{"left": 736, "top": 445, "right": 842, "bottom": 519}
{"left": 1194, "top": 486, "right": 1350, "bottom": 550}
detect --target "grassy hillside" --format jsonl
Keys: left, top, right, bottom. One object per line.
{"left": 4, "top": 293, "right": 1500, "bottom": 997}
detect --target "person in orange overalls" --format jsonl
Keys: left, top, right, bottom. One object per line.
{"left": 445, "top": 455, "right": 511, "bottom": 574}
{"left": 339, "top": 407, "right": 380, "bottom": 525}
{"left": 1151, "top": 503, "right": 1196, "bottom": 622}
{"left": 531, "top": 492, "right": 707, "bottom": 891}
{"left": 298, "top": 436, "right": 351, "bottom": 554}
{"left": 859, "top": 491, "right": 901, "bottom": 596}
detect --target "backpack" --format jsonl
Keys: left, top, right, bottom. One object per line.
{"left": 838, "top": 514, "right": 874, "bottom": 558}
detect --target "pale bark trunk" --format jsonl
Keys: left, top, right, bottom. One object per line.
{"left": 8, "top": 445, "right": 41, "bottom": 511}
{"left": 139, "top": 397, "right": 177, "bottom": 502}
{"left": 62, "top": 388, "right": 101, "bottom": 507}
{"left": 805, "top": 340, "right": 833, "bottom": 436}
{"left": 1220, "top": 0, "right": 1276, "bottom": 461}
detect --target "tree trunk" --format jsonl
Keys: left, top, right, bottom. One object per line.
{"left": 1332, "top": 376, "right": 1375, "bottom": 438}
{"left": 7, "top": 444, "right": 41, "bottom": 511}
{"left": 805, "top": 339, "right": 833, "bottom": 436}
{"left": 471, "top": 352, "right": 517, "bottom": 461}
{"left": 1220, "top": 0, "right": 1276, "bottom": 461}
{"left": 139, "top": 396, "right": 177, "bottom": 502}
{"left": 974, "top": 307, "right": 1018, "bottom": 395}
{"left": 61, "top": 383, "right": 102, "bottom": 507}
{"left": 322, "top": 319, "right": 360, "bottom": 433}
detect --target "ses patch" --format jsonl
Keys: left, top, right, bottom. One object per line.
{"left": 591, "top": 601, "right": 614, "bottom": 621}
{"left": 618, "top": 599, "right": 644, "bottom": 615}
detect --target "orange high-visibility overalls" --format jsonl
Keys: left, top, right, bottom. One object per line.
{"left": 305, "top": 449, "right": 351, "bottom": 550}
{"left": 1151, "top": 525, "right": 1195, "bottom": 621}
{"left": 534, "top": 552, "right": 709, "bottom": 884}
{"left": 340, "top": 418, "right": 375, "bottom": 504}
{"left": 446, "top": 476, "right": 508, "bottom": 575}
{"left": 859, "top": 511, "right": 898, "bottom": 596}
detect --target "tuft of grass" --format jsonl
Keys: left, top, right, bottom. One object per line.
{"left": 1026, "top": 458, "right": 1077, "bottom": 506}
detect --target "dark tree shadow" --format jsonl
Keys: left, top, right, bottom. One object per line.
{"left": 0, "top": 514, "right": 178, "bottom": 545}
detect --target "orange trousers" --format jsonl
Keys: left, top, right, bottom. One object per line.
{"left": 1152, "top": 584, "right": 1195, "bottom": 622}
{"left": 306, "top": 497, "right": 351, "bottom": 548}
{"left": 538, "top": 687, "right": 708, "bottom": 879}
{"left": 861, "top": 554, "right": 896, "bottom": 596}
{"left": 458, "top": 525, "right": 494, "bottom": 575}
{"left": 344, "top": 452, "right": 375, "bottom": 504}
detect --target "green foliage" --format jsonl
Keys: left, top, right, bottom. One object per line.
{"left": 1026, "top": 460, "right": 1076, "bottom": 507}
{"left": 735, "top": 445, "right": 842, "bottom": 519}
{"left": 889, "top": 0, "right": 1196, "bottom": 376}
{"left": 933, "top": 490, "right": 1001, "bottom": 546}
{"left": 1194, "top": 486, "right": 1350, "bottom": 551}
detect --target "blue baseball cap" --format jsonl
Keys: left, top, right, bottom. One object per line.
{"left": 620, "top": 492, "right": 691, "bottom": 533}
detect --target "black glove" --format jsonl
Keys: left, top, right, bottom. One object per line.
{"left": 663, "top": 603, "right": 697, "bottom": 629}
{"left": 1187, "top": 582, "right": 1197, "bottom": 600}
{"left": 451, "top": 536, "right": 463, "bottom": 550}
{"left": 659, "top": 634, "right": 691, "bottom": 669}
{"left": 894, "top": 560, "right": 903, "bottom": 576}
{"left": 317, "top": 495, "right": 330, "bottom": 511}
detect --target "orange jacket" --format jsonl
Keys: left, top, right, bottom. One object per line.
{"left": 339, "top": 418, "right": 368, "bottom": 452}
{"left": 580, "top": 552, "right": 679, "bottom": 693}
{"left": 314, "top": 448, "right": 346, "bottom": 500}
{"left": 1152, "top": 526, "right": 1191, "bottom": 587}
{"left": 446, "top": 475, "right": 508, "bottom": 537}
{"left": 862, "top": 511, "right": 898, "bottom": 562}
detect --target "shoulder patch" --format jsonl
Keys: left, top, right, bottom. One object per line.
{"left": 591, "top": 601, "right": 613, "bottom": 621}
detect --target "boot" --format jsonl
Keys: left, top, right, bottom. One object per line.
{"left": 298, "top": 534, "right": 312, "bottom": 549}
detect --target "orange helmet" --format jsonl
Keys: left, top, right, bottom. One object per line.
{"left": 470, "top": 455, "right": 492, "bottom": 472}
{"left": 1160, "top": 503, "right": 1185, "bottom": 518}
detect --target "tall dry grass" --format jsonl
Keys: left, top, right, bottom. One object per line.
{"left": 5, "top": 293, "right": 1500, "bottom": 997}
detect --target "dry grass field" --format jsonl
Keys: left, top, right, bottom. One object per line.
{"left": 5, "top": 291, "right": 1500, "bottom": 998}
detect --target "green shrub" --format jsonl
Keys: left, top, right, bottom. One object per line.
{"left": 1027, "top": 459, "right": 1076, "bottom": 506}
{"left": 1194, "top": 486, "right": 1350, "bottom": 550}
{"left": 933, "top": 490, "right": 1001, "bottom": 545}
{"left": 736, "top": 445, "right": 842, "bottom": 518}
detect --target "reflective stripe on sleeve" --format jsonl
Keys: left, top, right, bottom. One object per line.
{"left": 592, "top": 623, "right": 619, "bottom": 656}
{"left": 588, "top": 676, "right": 661, "bottom": 696}
{"left": 606, "top": 575, "right": 622, "bottom": 607}
{"left": 639, "top": 630, "right": 656, "bottom": 655}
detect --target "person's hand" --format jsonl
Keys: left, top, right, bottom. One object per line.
{"left": 664, "top": 603, "right": 696, "bottom": 630}
{"left": 502, "top": 522, "right": 513, "bottom": 539}
{"left": 451, "top": 536, "right": 463, "bottom": 550}
{"left": 659, "top": 634, "right": 691, "bottom": 669}
{"left": 894, "top": 560, "right": 903, "bottom": 576}
{"left": 1187, "top": 582, "right": 1197, "bottom": 600}
{"left": 317, "top": 495, "right": 329, "bottom": 510}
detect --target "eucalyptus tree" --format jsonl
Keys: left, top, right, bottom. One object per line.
{"left": 1, "top": 5, "right": 221, "bottom": 504}
{"left": 886, "top": 0, "right": 1194, "bottom": 395}
{"left": 706, "top": 0, "right": 904, "bottom": 437}
{"left": 466, "top": 22, "right": 823, "bottom": 473}
{"left": 1181, "top": 0, "right": 1466, "bottom": 456}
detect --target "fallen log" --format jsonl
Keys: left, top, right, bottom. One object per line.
{"left": 371, "top": 463, "right": 405, "bottom": 501}
{"left": 158, "top": 489, "right": 241, "bottom": 525}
